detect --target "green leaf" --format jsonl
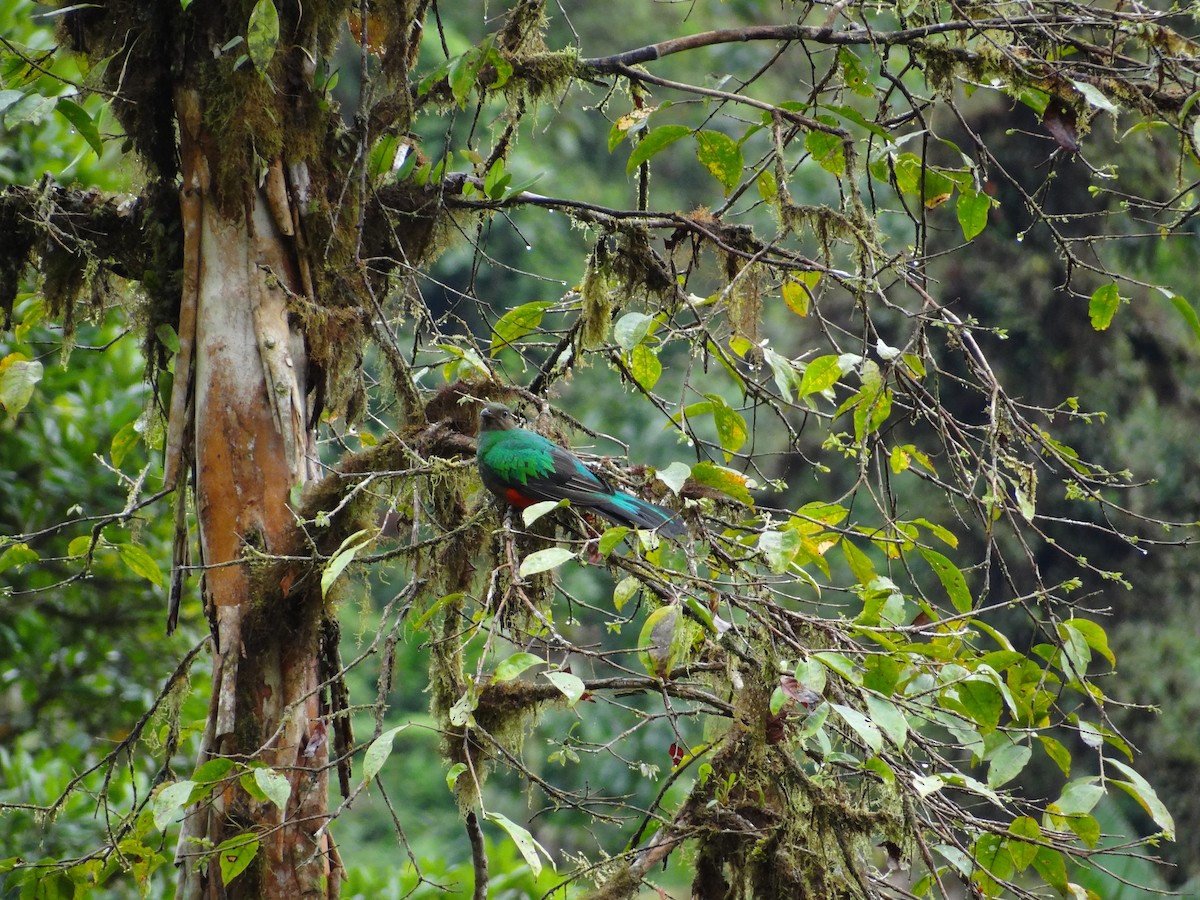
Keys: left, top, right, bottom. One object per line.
{"left": 612, "top": 575, "right": 640, "bottom": 611}
{"left": 1088, "top": 283, "right": 1121, "bottom": 331}
{"left": 759, "top": 528, "right": 802, "bottom": 574}
{"left": 1040, "top": 735, "right": 1072, "bottom": 776}
{"left": 486, "top": 811, "right": 553, "bottom": 877}
{"left": 216, "top": 833, "right": 259, "bottom": 885}
{"left": 709, "top": 398, "right": 747, "bottom": 457}
{"left": 521, "top": 499, "right": 566, "bottom": 526}
{"left": 629, "top": 342, "right": 662, "bottom": 390}
{"left": 695, "top": 129, "right": 743, "bottom": 194}
{"left": 543, "top": 670, "right": 586, "bottom": 706}
{"left": 110, "top": 420, "right": 140, "bottom": 468}
{"left": 1007, "top": 816, "right": 1041, "bottom": 870}
{"left": 1031, "top": 846, "right": 1068, "bottom": 895}
{"left": 361, "top": 724, "right": 409, "bottom": 785}
{"left": 987, "top": 741, "right": 1032, "bottom": 788}
{"left": 445, "top": 762, "right": 467, "bottom": 791}
{"left": 490, "top": 301, "right": 554, "bottom": 355}
{"left": 0, "top": 353, "right": 43, "bottom": 418}
{"left": 655, "top": 461, "right": 691, "bottom": 495}
{"left": 613, "top": 312, "right": 654, "bottom": 351}
{"left": 598, "top": 526, "right": 631, "bottom": 557}
{"left": 956, "top": 189, "right": 991, "bottom": 240}
{"left": 253, "top": 768, "right": 291, "bottom": 812}
{"left": 0, "top": 543, "right": 38, "bottom": 575}
{"left": 518, "top": 547, "right": 575, "bottom": 577}
{"left": 54, "top": 98, "right": 103, "bottom": 157}
{"left": 689, "top": 461, "right": 754, "bottom": 505}
{"left": 1164, "top": 292, "right": 1200, "bottom": 341}
{"left": 917, "top": 547, "right": 972, "bottom": 613}
{"left": 840, "top": 539, "right": 875, "bottom": 586}
{"left": 805, "top": 121, "right": 845, "bottom": 176}
{"left": 864, "top": 695, "right": 908, "bottom": 749}
{"left": 193, "top": 758, "right": 237, "bottom": 783}
{"left": 1063, "top": 618, "right": 1115, "bottom": 666}
{"left": 797, "top": 354, "right": 841, "bottom": 398}
{"left": 955, "top": 676, "right": 1002, "bottom": 732}
{"left": 830, "top": 703, "right": 883, "bottom": 753}
{"left": 1107, "top": 758, "right": 1176, "bottom": 839}
{"left": 493, "top": 652, "right": 543, "bottom": 682}
{"left": 246, "top": 0, "right": 279, "bottom": 74}
{"left": 321, "top": 529, "right": 370, "bottom": 598}
{"left": 118, "top": 542, "right": 164, "bottom": 587}
{"left": 152, "top": 780, "right": 196, "bottom": 831}
{"left": 626, "top": 124, "right": 691, "bottom": 174}
{"left": 1071, "top": 79, "right": 1119, "bottom": 114}
{"left": 813, "top": 651, "right": 862, "bottom": 685}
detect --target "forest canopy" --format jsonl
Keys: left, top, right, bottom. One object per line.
{"left": 2, "top": 0, "right": 1200, "bottom": 898}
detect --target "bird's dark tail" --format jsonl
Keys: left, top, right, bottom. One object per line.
{"left": 592, "top": 490, "right": 685, "bottom": 537}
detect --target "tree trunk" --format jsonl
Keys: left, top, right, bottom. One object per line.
{"left": 170, "top": 85, "right": 336, "bottom": 899}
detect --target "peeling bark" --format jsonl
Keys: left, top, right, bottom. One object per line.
{"left": 171, "top": 86, "right": 335, "bottom": 899}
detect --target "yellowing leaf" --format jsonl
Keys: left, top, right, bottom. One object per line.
{"left": 695, "top": 130, "right": 743, "bottom": 194}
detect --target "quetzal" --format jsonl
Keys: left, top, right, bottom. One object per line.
{"left": 476, "top": 404, "right": 684, "bottom": 537}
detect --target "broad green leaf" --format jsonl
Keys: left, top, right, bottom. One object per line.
{"left": 838, "top": 47, "right": 873, "bottom": 97}
{"left": 756, "top": 169, "right": 778, "bottom": 202}
{"left": 598, "top": 526, "right": 631, "bottom": 557}
{"left": 797, "top": 354, "right": 841, "bottom": 398}
{"left": 493, "top": 652, "right": 543, "bottom": 682}
{"left": 1150, "top": 288, "right": 1200, "bottom": 342}
{"left": 253, "top": 768, "right": 291, "bottom": 812}
{"left": 522, "top": 499, "right": 566, "bottom": 526}
{"left": 840, "top": 539, "right": 875, "bottom": 586}
{"left": 954, "top": 676, "right": 1002, "bottom": 732}
{"left": 1032, "top": 846, "right": 1068, "bottom": 895}
{"left": 445, "top": 762, "right": 467, "bottom": 791}
{"left": 864, "top": 695, "right": 908, "bottom": 749}
{"left": 1107, "top": 758, "right": 1175, "bottom": 839}
{"left": 0, "top": 354, "right": 43, "bottom": 418}
{"left": 519, "top": 547, "right": 575, "bottom": 577}
{"left": 321, "top": 529, "right": 370, "bottom": 598}
{"left": 118, "top": 542, "right": 164, "bottom": 587}
{"left": 0, "top": 543, "right": 38, "bottom": 575}
{"left": 639, "top": 605, "right": 681, "bottom": 678}
{"left": 626, "top": 124, "right": 691, "bottom": 174}
{"left": 1051, "top": 778, "right": 1104, "bottom": 817}
{"left": 246, "top": 0, "right": 279, "bottom": 73}
{"left": 111, "top": 420, "right": 139, "bottom": 468}
{"left": 193, "top": 758, "right": 237, "bottom": 783}
{"left": 54, "top": 98, "right": 103, "bottom": 157}
{"left": 1008, "top": 816, "right": 1041, "bottom": 870}
{"left": 987, "top": 741, "right": 1032, "bottom": 788}
{"left": 613, "top": 312, "right": 654, "bottom": 351}
{"left": 216, "top": 833, "right": 259, "bottom": 885}
{"left": 813, "top": 651, "right": 862, "bottom": 684}
{"left": 486, "top": 811, "right": 553, "bottom": 877}
{"left": 1088, "top": 283, "right": 1121, "bottom": 331}
{"left": 612, "top": 574, "right": 640, "bottom": 611}
{"left": 1071, "top": 80, "right": 1118, "bottom": 113}
{"left": 655, "top": 461, "right": 691, "bottom": 495}
{"left": 831, "top": 703, "right": 883, "bottom": 753}
{"left": 762, "top": 347, "right": 796, "bottom": 400}
{"left": 695, "top": 129, "right": 743, "bottom": 194}
{"left": 543, "top": 670, "right": 586, "bottom": 706}
{"left": 629, "top": 342, "right": 662, "bottom": 389}
{"left": 710, "top": 399, "right": 747, "bottom": 457}
{"left": 361, "top": 724, "right": 409, "bottom": 785}
{"left": 917, "top": 546, "right": 971, "bottom": 613}
{"left": 1063, "top": 618, "right": 1115, "bottom": 666}
{"left": 152, "top": 780, "right": 196, "bottom": 831}
{"left": 956, "top": 189, "right": 991, "bottom": 240}
{"left": 805, "top": 121, "right": 845, "bottom": 176}
{"left": 491, "top": 301, "right": 554, "bottom": 355}
{"left": 759, "top": 528, "right": 802, "bottom": 574}
{"left": 689, "top": 461, "right": 753, "bottom": 505}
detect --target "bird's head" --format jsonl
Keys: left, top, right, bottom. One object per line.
{"left": 479, "top": 403, "right": 520, "bottom": 432}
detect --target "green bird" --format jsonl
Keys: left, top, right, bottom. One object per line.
{"left": 476, "top": 404, "right": 684, "bottom": 537}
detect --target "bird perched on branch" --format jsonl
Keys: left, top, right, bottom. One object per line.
{"left": 476, "top": 403, "right": 684, "bottom": 537}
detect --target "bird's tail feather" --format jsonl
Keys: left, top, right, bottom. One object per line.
{"left": 593, "top": 491, "right": 684, "bottom": 536}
